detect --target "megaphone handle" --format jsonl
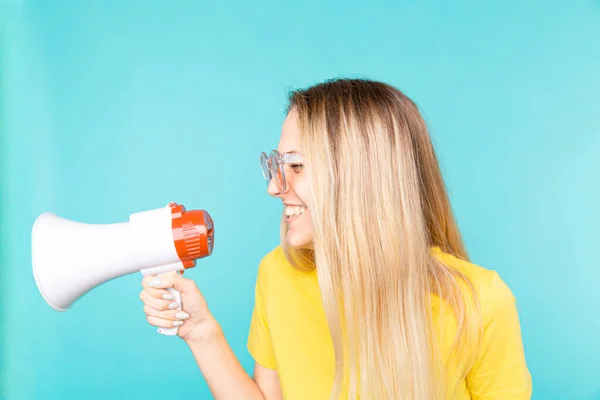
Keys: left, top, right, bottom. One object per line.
{"left": 157, "top": 286, "right": 182, "bottom": 336}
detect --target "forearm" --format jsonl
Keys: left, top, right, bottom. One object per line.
{"left": 186, "top": 323, "right": 264, "bottom": 400}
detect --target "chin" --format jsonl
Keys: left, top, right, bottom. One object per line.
{"left": 285, "top": 232, "right": 313, "bottom": 249}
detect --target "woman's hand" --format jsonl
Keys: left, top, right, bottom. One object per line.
{"left": 140, "top": 271, "right": 222, "bottom": 344}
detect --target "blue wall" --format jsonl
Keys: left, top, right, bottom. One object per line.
{"left": 1, "top": 1, "right": 599, "bottom": 399}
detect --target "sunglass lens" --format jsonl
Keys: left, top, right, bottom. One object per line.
{"left": 270, "top": 154, "right": 285, "bottom": 191}
{"left": 260, "top": 155, "right": 271, "bottom": 183}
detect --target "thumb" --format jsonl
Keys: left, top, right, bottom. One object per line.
{"left": 144, "top": 271, "right": 195, "bottom": 292}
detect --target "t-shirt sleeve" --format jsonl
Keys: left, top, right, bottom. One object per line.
{"left": 466, "top": 271, "right": 533, "bottom": 399}
{"left": 247, "top": 257, "right": 277, "bottom": 370}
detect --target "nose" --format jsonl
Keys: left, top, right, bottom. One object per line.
{"left": 267, "top": 177, "right": 282, "bottom": 197}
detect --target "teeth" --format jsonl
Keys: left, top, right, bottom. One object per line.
{"left": 285, "top": 205, "right": 306, "bottom": 217}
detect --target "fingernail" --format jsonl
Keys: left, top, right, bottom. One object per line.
{"left": 148, "top": 278, "right": 161, "bottom": 287}
{"left": 168, "top": 302, "right": 179, "bottom": 310}
{"left": 173, "top": 320, "right": 184, "bottom": 326}
{"left": 176, "top": 311, "right": 190, "bottom": 320}
{"left": 162, "top": 293, "right": 174, "bottom": 300}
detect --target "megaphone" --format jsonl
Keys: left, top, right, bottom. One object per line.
{"left": 31, "top": 202, "right": 214, "bottom": 336}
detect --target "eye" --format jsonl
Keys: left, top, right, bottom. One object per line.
{"left": 288, "top": 163, "right": 303, "bottom": 172}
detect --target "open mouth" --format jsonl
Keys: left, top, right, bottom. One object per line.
{"left": 285, "top": 205, "right": 306, "bottom": 223}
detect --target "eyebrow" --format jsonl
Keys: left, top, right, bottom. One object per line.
{"left": 281, "top": 150, "right": 300, "bottom": 154}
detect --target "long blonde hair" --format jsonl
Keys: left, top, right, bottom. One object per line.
{"left": 281, "top": 78, "right": 480, "bottom": 399}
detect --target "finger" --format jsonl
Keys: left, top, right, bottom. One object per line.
{"left": 143, "top": 304, "right": 189, "bottom": 321}
{"left": 144, "top": 286, "right": 175, "bottom": 301}
{"left": 142, "top": 274, "right": 168, "bottom": 290}
{"left": 139, "top": 290, "right": 178, "bottom": 311}
{"left": 146, "top": 314, "right": 185, "bottom": 329}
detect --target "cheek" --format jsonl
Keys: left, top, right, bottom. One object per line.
{"left": 292, "top": 178, "right": 310, "bottom": 206}
{"left": 297, "top": 211, "right": 312, "bottom": 233}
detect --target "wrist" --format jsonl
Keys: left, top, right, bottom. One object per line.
{"left": 183, "top": 315, "right": 224, "bottom": 346}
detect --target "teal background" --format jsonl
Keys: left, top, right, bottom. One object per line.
{"left": 1, "top": 1, "right": 599, "bottom": 399}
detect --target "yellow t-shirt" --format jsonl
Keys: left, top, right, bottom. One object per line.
{"left": 247, "top": 246, "right": 532, "bottom": 399}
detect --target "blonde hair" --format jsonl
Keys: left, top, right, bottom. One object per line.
{"left": 281, "top": 78, "right": 481, "bottom": 399}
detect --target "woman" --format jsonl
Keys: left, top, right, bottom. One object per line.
{"left": 140, "top": 78, "right": 532, "bottom": 399}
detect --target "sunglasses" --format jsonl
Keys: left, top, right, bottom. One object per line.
{"left": 260, "top": 150, "right": 303, "bottom": 192}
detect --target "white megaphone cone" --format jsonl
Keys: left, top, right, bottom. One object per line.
{"left": 31, "top": 202, "right": 214, "bottom": 336}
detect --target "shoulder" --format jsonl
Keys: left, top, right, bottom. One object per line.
{"left": 255, "top": 245, "right": 294, "bottom": 289}
{"left": 255, "top": 245, "right": 316, "bottom": 295}
{"left": 431, "top": 247, "right": 518, "bottom": 322}
{"left": 257, "top": 245, "right": 287, "bottom": 274}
